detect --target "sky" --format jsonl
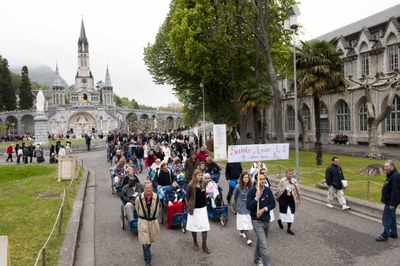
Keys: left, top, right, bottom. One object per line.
{"left": 0, "top": 0, "right": 399, "bottom": 107}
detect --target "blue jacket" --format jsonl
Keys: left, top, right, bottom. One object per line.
{"left": 325, "top": 164, "right": 345, "bottom": 190}
{"left": 381, "top": 168, "right": 400, "bottom": 206}
{"left": 246, "top": 185, "right": 276, "bottom": 222}
{"left": 165, "top": 186, "right": 185, "bottom": 202}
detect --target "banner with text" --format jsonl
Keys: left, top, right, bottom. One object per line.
{"left": 213, "top": 124, "right": 227, "bottom": 160}
{"left": 227, "top": 143, "right": 289, "bottom": 163}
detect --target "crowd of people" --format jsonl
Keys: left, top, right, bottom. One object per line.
{"left": 106, "top": 130, "right": 304, "bottom": 266}
{"left": 4, "top": 139, "right": 74, "bottom": 164}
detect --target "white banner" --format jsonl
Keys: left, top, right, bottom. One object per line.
{"left": 227, "top": 143, "right": 289, "bottom": 163}
{"left": 213, "top": 124, "right": 227, "bottom": 160}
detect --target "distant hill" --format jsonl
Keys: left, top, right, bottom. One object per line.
{"left": 10, "top": 65, "right": 69, "bottom": 89}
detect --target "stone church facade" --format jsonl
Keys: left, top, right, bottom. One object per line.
{"left": 0, "top": 19, "right": 181, "bottom": 136}
{"left": 269, "top": 4, "right": 400, "bottom": 146}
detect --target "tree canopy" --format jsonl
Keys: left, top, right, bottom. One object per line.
{"left": 19, "top": 66, "right": 34, "bottom": 110}
{"left": 144, "top": 0, "right": 295, "bottom": 142}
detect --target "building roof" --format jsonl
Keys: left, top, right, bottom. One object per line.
{"left": 52, "top": 63, "right": 64, "bottom": 88}
{"left": 78, "top": 18, "right": 88, "bottom": 45}
{"left": 32, "top": 90, "right": 53, "bottom": 99}
{"left": 314, "top": 4, "right": 400, "bottom": 41}
{"left": 104, "top": 65, "right": 112, "bottom": 88}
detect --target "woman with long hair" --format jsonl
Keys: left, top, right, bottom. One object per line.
{"left": 185, "top": 169, "right": 210, "bottom": 254}
{"left": 233, "top": 171, "right": 253, "bottom": 245}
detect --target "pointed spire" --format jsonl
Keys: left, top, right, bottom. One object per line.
{"left": 78, "top": 17, "right": 88, "bottom": 44}
{"left": 104, "top": 65, "right": 112, "bottom": 87}
{"left": 53, "top": 62, "right": 63, "bottom": 88}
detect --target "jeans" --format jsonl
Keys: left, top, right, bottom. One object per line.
{"left": 137, "top": 158, "right": 144, "bottom": 172}
{"left": 327, "top": 186, "right": 346, "bottom": 206}
{"left": 381, "top": 204, "right": 398, "bottom": 238}
{"left": 142, "top": 244, "right": 152, "bottom": 263}
{"left": 252, "top": 220, "right": 271, "bottom": 266}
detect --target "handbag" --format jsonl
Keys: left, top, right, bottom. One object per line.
{"left": 342, "top": 180, "right": 348, "bottom": 188}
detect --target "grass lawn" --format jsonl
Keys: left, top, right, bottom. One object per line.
{"left": 0, "top": 163, "right": 82, "bottom": 266}
{"left": 217, "top": 150, "right": 386, "bottom": 203}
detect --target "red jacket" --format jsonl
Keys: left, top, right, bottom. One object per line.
{"left": 6, "top": 145, "right": 13, "bottom": 155}
{"left": 196, "top": 151, "right": 208, "bottom": 162}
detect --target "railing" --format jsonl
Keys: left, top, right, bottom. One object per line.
{"left": 33, "top": 159, "right": 83, "bottom": 266}
{"left": 269, "top": 164, "right": 383, "bottom": 202}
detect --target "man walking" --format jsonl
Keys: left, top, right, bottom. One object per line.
{"left": 376, "top": 160, "right": 400, "bottom": 242}
{"left": 135, "top": 180, "right": 160, "bottom": 266}
{"left": 325, "top": 157, "right": 351, "bottom": 210}
{"left": 247, "top": 173, "right": 276, "bottom": 266}
{"left": 225, "top": 162, "right": 242, "bottom": 204}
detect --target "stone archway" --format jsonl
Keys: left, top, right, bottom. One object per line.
{"left": 69, "top": 113, "right": 96, "bottom": 134}
{"left": 5, "top": 116, "right": 18, "bottom": 136}
{"left": 21, "top": 114, "right": 35, "bottom": 135}
{"left": 127, "top": 113, "right": 138, "bottom": 132}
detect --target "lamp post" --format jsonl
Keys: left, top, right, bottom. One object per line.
{"left": 285, "top": 5, "right": 300, "bottom": 180}
{"left": 200, "top": 82, "right": 206, "bottom": 145}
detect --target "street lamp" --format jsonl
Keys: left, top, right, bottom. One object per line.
{"left": 200, "top": 82, "right": 206, "bottom": 145}
{"left": 285, "top": 5, "right": 300, "bottom": 180}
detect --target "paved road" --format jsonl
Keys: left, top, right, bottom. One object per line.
{"left": 76, "top": 150, "right": 399, "bottom": 266}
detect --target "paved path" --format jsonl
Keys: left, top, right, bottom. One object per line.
{"left": 75, "top": 150, "right": 399, "bottom": 266}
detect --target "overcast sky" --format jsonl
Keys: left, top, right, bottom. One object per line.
{"left": 0, "top": 0, "right": 399, "bottom": 107}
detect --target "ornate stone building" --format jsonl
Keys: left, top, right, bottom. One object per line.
{"left": 270, "top": 4, "right": 400, "bottom": 146}
{"left": 0, "top": 19, "right": 181, "bottom": 136}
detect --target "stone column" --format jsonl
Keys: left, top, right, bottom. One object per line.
{"left": 34, "top": 91, "right": 48, "bottom": 144}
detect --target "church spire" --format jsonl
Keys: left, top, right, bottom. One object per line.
{"left": 52, "top": 62, "right": 63, "bottom": 88}
{"left": 78, "top": 18, "right": 88, "bottom": 44}
{"left": 78, "top": 18, "right": 89, "bottom": 53}
{"left": 104, "top": 65, "right": 112, "bottom": 87}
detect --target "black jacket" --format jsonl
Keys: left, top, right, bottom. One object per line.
{"left": 156, "top": 169, "right": 176, "bottom": 187}
{"left": 325, "top": 164, "right": 345, "bottom": 190}
{"left": 225, "top": 162, "right": 242, "bottom": 181}
{"left": 246, "top": 185, "right": 276, "bottom": 222}
{"left": 381, "top": 168, "right": 400, "bottom": 206}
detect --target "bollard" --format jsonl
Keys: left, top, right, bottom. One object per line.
{"left": 58, "top": 206, "right": 64, "bottom": 235}
{"left": 42, "top": 248, "right": 46, "bottom": 266}
{"left": 367, "top": 180, "right": 370, "bottom": 201}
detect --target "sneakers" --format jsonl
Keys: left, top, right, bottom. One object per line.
{"left": 376, "top": 236, "right": 388, "bottom": 242}
{"left": 239, "top": 232, "right": 246, "bottom": 238}
{"left": 342, "top": 205, "right": 351, "bottom": 211}
{"left": 247, "top": 239, "right": 252, "bottom": 246}
{"left": 327, "top": 203, "right": 334, "bottom": 208}
{"left": 389, "top": 235, "right": 398, "bottom": 239}
{"left": 254, "top": 260, "right": 263, "bottom": 266}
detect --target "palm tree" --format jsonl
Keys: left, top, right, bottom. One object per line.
{"left": 296, "top": 39, "right": 347, "bottom": 165}
{"left": 238, "top": 86, "right": 272, "bottom": 144}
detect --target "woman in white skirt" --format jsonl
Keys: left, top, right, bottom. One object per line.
{"left": 274, "top": 168, "right": 301, "bottom": 235}
{"left": 233, "top": 171, "right": 253, "bottom": 245}
{"left": 186, "top": 169, "right": 211, "bottom": 254}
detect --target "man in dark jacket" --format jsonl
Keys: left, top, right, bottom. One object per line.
{"left": 325, "top": 157, "right": 351, "bottom": 210}
{"left": 246, "top": 173, "right": 276, "bottom": 266}
{"left": 376, "top": 160, "right": 400, "bottom": 242}
{"left": 155, "top": 162, "right": 176, "bottom": 187}
{"left": 225, "top": 162, "right": 242, "bottom": 204}
{"left": 120, "top": 175, "right": 143, "bottom": 223}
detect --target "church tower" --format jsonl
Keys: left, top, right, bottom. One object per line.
{"left": 51, "top": 63, "right": 65, "bottom": 106}
{"left": 70, "top": 18, "right": 100, "bottom": 104}
{"left": 101, "top": 65, "right": 114, "bottom": 106}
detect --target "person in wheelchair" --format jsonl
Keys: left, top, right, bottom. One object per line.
{"left": 114, "top": 159, "right": 125, "bottom": 187}
{"left": 204, "top": 173, "right": 223, "bottom": 208}
{"left": 164, "top": 180, "right": 185, "bottom": 229}
{"left": 121, "top": 167, "right": 141, "bottom": 188}
{"left": 120, "top": 176, "right": 143, "bottom": 224}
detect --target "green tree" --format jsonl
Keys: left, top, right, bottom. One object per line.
{"left": 0, "top": 55, "right": 16, "bottom": 111}
{"left": 19, "top": 66, "right": 34, "bottom": 110}
{"left": 296, "top": 39, "right": 347, "bottom": 165}
{"left": 238, "top": 83, "right": 272, "bottom": 143}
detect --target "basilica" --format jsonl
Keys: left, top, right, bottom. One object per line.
{"left": 0, "top": 19, "right": 180, "bottom": 136}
